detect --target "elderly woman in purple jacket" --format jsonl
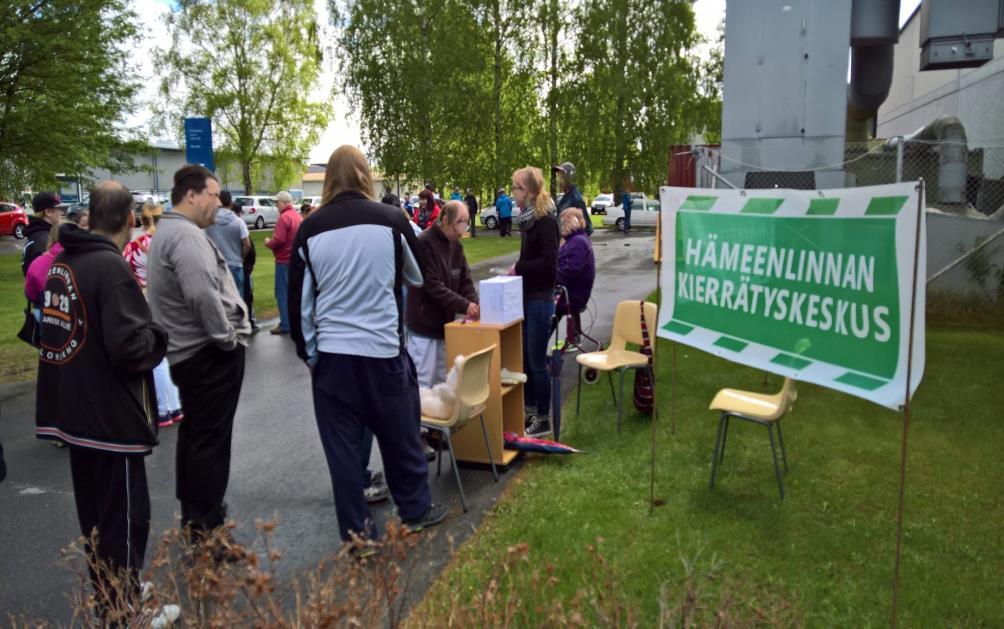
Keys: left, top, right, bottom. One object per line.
{"left": 556, "top": 210, "right": 596, "bottom": 337}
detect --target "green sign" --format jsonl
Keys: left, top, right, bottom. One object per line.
{"left": 658, "top": 185, "right": 926, "bottom": 410}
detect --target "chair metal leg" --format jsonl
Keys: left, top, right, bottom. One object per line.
{"left": 709, "top": 412, "right": 727, "bottom": 489}
{"left": 433, "top": 427, "right": 443, "bottom": 477}
{"left": 479, "top": 414, "right": 499, "bottom": 482}
{"left": 767, "top": 424, "right": 785, "bottom": 500}
{"left": 719, "top": 415, "right": 731, "bottom": 463}
{"left": 776, "top": 420, "right": 788, "bottom": 471}
{"left": 576, "top": 364, "right": 583, "bottom": 418}
{"left": 617, "top": 369, "right": 626, "bottom": 434}
{"left": 444, "top": 431, "right": 468, "bottom": 512}
{"left": 607, "top": 370, "right": 617, "bottom": 406}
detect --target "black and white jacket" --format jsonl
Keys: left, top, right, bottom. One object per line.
{"left": 289, "top": 191, "right": 425, "bottom": 363}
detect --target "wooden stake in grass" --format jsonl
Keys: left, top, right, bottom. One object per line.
{"left": 650, "top": 195, "right": 665, "bottom": 512}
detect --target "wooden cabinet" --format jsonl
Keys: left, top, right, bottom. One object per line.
{"left": 444, "top": 319, "right": 524, "bottom": 468}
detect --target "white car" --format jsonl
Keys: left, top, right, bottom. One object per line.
{"left": 302, "top": 196, "right": 323, "bottom": 211}
{"left": 480, "top": 205, "right": 499, "bottom": 229}
{"left": 602, "top": 195, "right": 661, "bottom": 231}
{"left": 590, "top": 193, "right": 614, "bottom": 215}
{"left": 234, "top": 195, "right": 279, "bottom": 229}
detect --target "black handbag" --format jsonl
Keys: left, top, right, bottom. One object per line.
{"left": 632, "top": 301, "right": 654, "bottom": 415}
{"left": 17, "top": 303, "right": 40, "bottom": 348}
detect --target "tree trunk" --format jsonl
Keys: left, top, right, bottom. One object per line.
{"left": 419, "top": 16, "right": 433, "bottom": 184}
{"left": 242, "top": 160, "right": 252, "bottom": 195}
{"left": 612, "top": 0, "right": 630, "bottom": 200}
{"left": 492, "top": 1, "right": 503, "bottom": 193}
{"left": 546, "top": 0, "right": 559, "bottom": 198}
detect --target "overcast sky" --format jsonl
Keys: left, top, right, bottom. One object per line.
{"left": 130, "top": 0, "right": 922, "bottom": 164}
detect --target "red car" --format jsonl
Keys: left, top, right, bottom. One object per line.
{"left": 0, "top": 201, "right": 28, "bottom": 239}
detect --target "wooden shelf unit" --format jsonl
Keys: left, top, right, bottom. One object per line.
{"left": 444, "top": 319, "right": 524, "bottom": 467}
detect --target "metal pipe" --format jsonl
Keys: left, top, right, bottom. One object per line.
{"left": 927, "top": 225, "right": 1004, "bottom": 285}
{"left": 702, "top": 165, "right": 737, "bottom": 189}
{"left": 912, "top": 117, "right": 968, "bottom": 205}
{"left": 896, "top": 137, "right": 904, "bottom": 183}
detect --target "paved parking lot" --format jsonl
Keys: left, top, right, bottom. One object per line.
{"left": 0, "top": 227, "right": 657, "bottom": 622}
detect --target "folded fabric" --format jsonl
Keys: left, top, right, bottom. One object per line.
{"left": 500, "top": 368, "right": 527, "bottom": 384}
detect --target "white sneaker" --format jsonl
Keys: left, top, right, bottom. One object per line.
{"left": 149, "top": 604, "right": 181, "bottom": 629}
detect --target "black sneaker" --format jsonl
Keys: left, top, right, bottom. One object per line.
{"left": 421, "top": 434, "right": 437, "bottom": 461}
{"left": 526, "top": 415, "right": 552, "bottom": 438}
{"left": 402, "top": 504, "right": 448, "bottom": 533}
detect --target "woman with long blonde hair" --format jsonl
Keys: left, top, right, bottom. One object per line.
{"left": 509, "top": 166, "right": 559, "bottom": 437}
{"left": 290, "top": 145, "right": 447, "bottom": 542}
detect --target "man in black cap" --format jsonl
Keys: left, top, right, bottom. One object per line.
{"left": 21, "top": 192, "right": 63, "bottom": 276}
{"left": 552, "top": 162, "right": 591, "bottom": 236}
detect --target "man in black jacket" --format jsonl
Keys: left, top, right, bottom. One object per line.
{"left": 406, "top": 200, "right": 479, "bottom": 388}
{"left": 21, "top": 192, "right": 63, "bottom": 276}
{"left": 463, "top": 189, "right": 479, "bottom": 237}
{"left": 35, "top": 181, "right": 170, "bottom": 620}
{"left": 552, "top": 162, "right": 592, "bottom": 236}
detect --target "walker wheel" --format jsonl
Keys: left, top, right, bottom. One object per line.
{"left": 583, "top": 368, "right": 599, "bottom": 384}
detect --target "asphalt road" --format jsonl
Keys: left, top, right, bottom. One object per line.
{"left": 0, "top": 227, "right": 656, "bottom": 623}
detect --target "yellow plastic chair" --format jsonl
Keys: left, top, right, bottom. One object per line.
{"left": 420, "top": 345, "right": 499, "bottom": 512}
{"left": 708, "top": 378, "right": 797, "bottom": 499}
{"left": 574, "top": 300, "right": 658, "bottom": 432}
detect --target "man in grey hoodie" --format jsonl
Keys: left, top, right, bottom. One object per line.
{"left": 147, "top": 164, "right": 251, "bottom": 540}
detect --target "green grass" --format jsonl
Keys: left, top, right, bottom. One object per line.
{"left": 420, "top": 327, "right": 1004, "bottom": 625}
{"left": 590, "top": 213, "right": 609, "bottom": 229}
{"left": 247, "top": 230, "right": 523, "bottom": 320}
{"left": 249, "top": 231, "right": 278, "bottom": 319}
{"left": 0, "top": 252, "right": 40, "bottom": 382}
{"left": 461, "top": 234, "right": 521, "bottom": 264}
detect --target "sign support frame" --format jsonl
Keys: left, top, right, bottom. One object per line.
{"left": 890, "top": 179, "right": 925, "bottom": 628}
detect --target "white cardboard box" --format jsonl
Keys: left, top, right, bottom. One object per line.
{"left": 479, "top": 276, "right": 523, "bottom": 324}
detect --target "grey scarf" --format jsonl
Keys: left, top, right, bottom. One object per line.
{"left": 518, "top": 206, "right": 536, "bottom": 232}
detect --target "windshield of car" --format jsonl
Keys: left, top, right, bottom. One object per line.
{"left": 596, "top": 194, "right": 612, "bottom": 202}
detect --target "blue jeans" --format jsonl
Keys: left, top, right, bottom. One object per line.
{"left": 623, "top": 206, "right": 631, "bottom": 232}
{"left": 523, "top": 298, "right": 555, "bottom": 416}
{"left": 229, "top": 266, "right": 244, "bottom": 296}
{"left": 275, "top": 262, "right": 289, "bottom": 331}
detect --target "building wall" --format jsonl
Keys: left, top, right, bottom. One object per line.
{"left": 88, "top": 146, "right": 286, "bottom": 195}
{"left": 877, "top": 11, "right": 1004, "bottom": 176}
{"left": 87, "top": 149, "right": 188, "bottom": 195}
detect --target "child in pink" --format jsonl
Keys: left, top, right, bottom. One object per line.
{"left": 24, "top": 223, "right": 65, "bottom": 306}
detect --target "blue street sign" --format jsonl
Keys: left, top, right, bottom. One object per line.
{"left": 184, "top": 117, "right": 215, "bottom": 172}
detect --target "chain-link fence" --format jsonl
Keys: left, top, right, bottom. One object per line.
{"left": 683, "top": 140, "right": 1004, "bottom": 301}
{"left": 690, "top": 140, "right": 1004, "bottom": 219}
